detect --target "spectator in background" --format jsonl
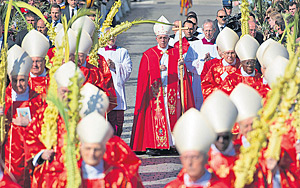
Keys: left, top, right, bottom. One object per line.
{"left": 61, "top": 0, "right": 78, "bottom": 22}
{"left": 289, "top": 1, "right": 297, "bottom": 16}
{"left": 249, "top": 21, "right": 264, "bottom": 73}
{"left": 50, "top": 4, "right": 61, "bottom": 27}
{"left": 36, "top": 19, "right": 48, "bottom": 36}
{"left": 169, "top": 20, "right": 179, "bottom": 47}
{"left": 213, "top": 9, "right": 226, "bottom": 40}
{"left": 15, "top": 12, "right": 37, "bottom": 46}
{"left": 55, "top": 0, "right": 66, "bottom": 8}
{"left": 222, "top": 0, "right": 232, "bottom": 16}
{"left": 187, "top": 14, "right": 204, "bottom": 39}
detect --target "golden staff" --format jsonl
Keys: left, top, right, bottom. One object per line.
{"left": 172, "top": 21, "right": 188, "bottom": 114}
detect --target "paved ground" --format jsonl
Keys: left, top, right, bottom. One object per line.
{"left": 115, "top": 0, "right": 222, "bottom": 187}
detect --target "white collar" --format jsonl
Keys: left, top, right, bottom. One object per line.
{"left": 184, "top": 169, "right": 211, "bottom": 187}
{"left": 30, "top": 68, "right": 47, "bottom": 78}
{"left": 59, "top": 2, "right": 65, "bottom": 6}
{"left": 241, "top": 67, "right": 255, "bottom": 77}
{"left": 157, "top": 45, "right": 168, "bottom": 53}
{"left": 241, "top": 135, "right": 250, "bottom": 148}
{"left": 218, "top": 22, "right": 225, "bottom": 29}
{"left": 11, "top": 86, "right": 30, "bottom": 101}
{"left": 211, "top": 141, "right": 236, "bottom": 156}
{"left": 82, "top": 160, "right": 105, "bottom": 180}
{"left": 222, "top": 58, "right": 236, "bottom": 66}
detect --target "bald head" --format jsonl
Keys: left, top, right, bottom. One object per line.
{"left": 248, "top": 21, "right": 257, "bottom": 38}
{"left": 173, "top": 20, "right": 180, "bottom": 34}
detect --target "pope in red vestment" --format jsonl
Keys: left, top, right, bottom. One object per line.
{"left": 130, "top": 45, "right": 194, "bottom": 152}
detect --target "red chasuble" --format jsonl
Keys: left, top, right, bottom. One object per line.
{"left": 0, "top": 174, "right": 22, "bottom": 188}
{"left": 4, "top": 85, "right": 44, "bottom": 188}
{"left": 174, "top": 37, "right": 192, "bottom": 55}
{"left": 165, "top": 169, "right": 228, "bottom": 188}
{"left": 200, "top": 58, "right": 219, "bottom": 81}
{"left": 201, "top": 58, "right": 240, "bottom": 100}
{"left": 206, "top": 145, "right": 240, "bottom": 187}
{"left": 28, "top": 72, "right": 50, "bottom": 98}
{"left": 79, "top": 159, "right": 138, "bottom": 188}
{"left": 130, "top": 46, "right": 194, "bottom": 152}
{"left": 220, "top": 69, "right": 270, "bottom": 98}
{"left": 26, "top": 110, "right": 142, "bottom": 187}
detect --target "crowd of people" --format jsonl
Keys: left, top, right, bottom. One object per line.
{"left": 0, "top": 0, "right": 300, "bottom": 187}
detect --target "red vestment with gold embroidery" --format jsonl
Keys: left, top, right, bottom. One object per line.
{"left": 220, "top": 69, "right": 270, "bottom": 98}
{"left": 0, "top": 174, "right": 22, "bottom": 188}
{"left": 26, "top": 108, "right": 142, "bottom": 187}
{"left": 4, "top": 85, "right": 44, "bottom": 188}
{"left": 28, "top": 72, "right": 50, "bottom": 98}
{"left": 130, "top": 46, "right": 195, "bottom": 152}
{"left": 201, "top": 58, "right": 240, "bottom": 100}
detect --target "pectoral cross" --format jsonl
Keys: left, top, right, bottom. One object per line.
{"left": 172, "top": 21, "right": 189, "bottom": 114}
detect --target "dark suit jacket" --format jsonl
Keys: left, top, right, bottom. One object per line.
{"left": 61, "top": 5, "right": 78, "bottom": 22}
{"left": 213, "top": 19, "right": 221, "bottom": 40}
{"left": 15, "top": 29, "right": 28, "bottom": 46}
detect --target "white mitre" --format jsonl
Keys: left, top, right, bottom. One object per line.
{"left": 264, "top": 56, "right": 288, "bottom": 88}
{"left": 77, "top": 111, "right": 113, "bottom": 144}
{"left": 7, "top": 45, "right": 33, "bottom": 77}
{"left": 79, "top": 83, "right": 109, "bottom": 118}
{"left": 22, "top": 30, "right": 50, "bottom": 58}
{"left": 76, "top": 30, "right": 93, "bottom": 54}
{"left": 256, "top": 39, "right": 276, "bottom": 67}
{"left": 230, "top": 84, "right": 262, "bottom": 122}
{"left": 201, "top": 90, "right": 238, "bottom": 133}
{"left": 55, "top": 28, "right": 77, "bottom": 54}
{"left": 235, "top": 34, "right": 259, "bottom": 61}
{"left": 262, "top": 43, "right": 289, "bottom": 68}
{"left": 71, "top": 16, "right": 95, "bottom": 37}
{"left": 216, "top": 27, "right": 239, "bottom": 52}
{"left": 173, "top": 108, "right": 217, "bottom": 154}
{"left": 54, "top": 61, "right": 85, "bottom": 88}
{"left": 153, "top": 15, "right": 172, "bottom": 36}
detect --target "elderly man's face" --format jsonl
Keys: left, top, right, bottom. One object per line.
{"left": 57, "top": 86, "right": 69, "bottom": 101}
{"left": 11, "top": 75, "right": 28, "bottom": 94}
{"left": 249, "top": 22, "right": 257, "bottom": 38}
{"left": 80, "top": 142, "right": 106, "bottom": 166}
{"left": 289, "top": 4, "right": 297, "bottom": 16}
{"left": 241, "top": 59, "right": 256, "bottom": 74}
{"left": 31, "top": 57, "right": 46, "bottom": 76}
{"left": 217, "top": 10, "right": 226, "bottom": 25}
{"left": 183, "top": 22, "right": 194, "bottom": 38}
{"left": 214, "top": 132, "right": 232, "bottom": 151}
{"left": 203, "top": 22, "right": 215, "bottom": 40}
{"left": 180, "top": 151, "right": 207, "bottom": 181}
{"left": 156, "top": 35, "right": 169, "bottom": 49}
{"left": 37, "top": 20, "right": 47, "bottom": 36}
{"left": 239, "top": 117, "right": 254, "bottom": 139}
{"left": 223, "top": 50, "right": 236, "bottom": 64}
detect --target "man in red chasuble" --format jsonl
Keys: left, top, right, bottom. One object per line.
{"left": 165, "top": 108, "right": 228, "bottom": 188}
{"left": 130, "top": 15, "right": 194, "bottom": 156}
{"left": 77, "top": 112, "right": 143, "bottom": 188}
{"left": 200, "top": 91, "right": 239, "bottom": 187}
{"left": 22, "top": 30, "right": 50, "bottom": 96}
{"left": 220, "top": 35, "right": 270, "bottom": 98}
{"left": 201, "top": 27, "right": 240, "bottom": 100}
{"left": 2, "top": 45, "right": 44, "bottom": 187}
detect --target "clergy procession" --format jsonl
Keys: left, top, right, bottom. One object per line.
{"left": 0, "top": 0, "right": 300, "bottom": 187}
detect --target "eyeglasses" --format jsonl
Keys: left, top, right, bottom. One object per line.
{"left": 218, "top": 16, "right": 226, "bottom": 18}
{"left": 217, "top": 135, "right": 230, "bottom": 141}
